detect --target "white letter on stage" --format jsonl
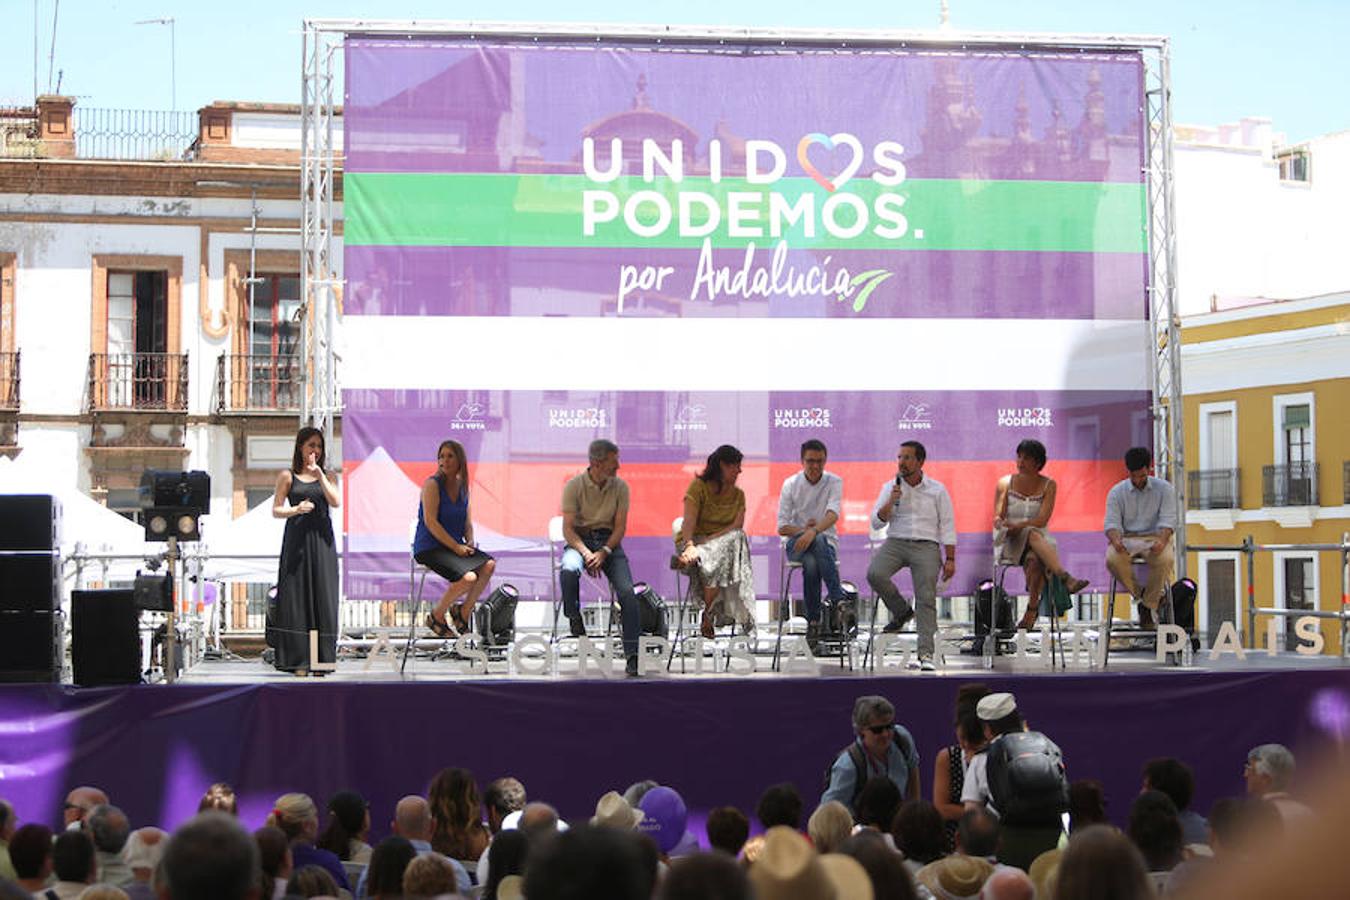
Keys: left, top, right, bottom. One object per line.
{"left": 783, "top": 637, "right": 821, "bottom": 676}
{"left": 870, "top": 634, "right": 903, "bottom": 668}
{"left": 1156, "top": 625, "right": 1187, "bottom": 662}
{"left": 726, "top": 639, "right": 757, "bottom": 676}
{"left": 1295, "top": 616, "right": 1325, "bottom": 655}
{"left": 511, "top": 635, "right": 552, "bottom": 676}
{"left": 454, "top": 637, "right": 488, "bottom": 673}
{"left": 576, "top": 636, "right": 612, "bottom": 679}
{"left": 1207, "top": 621, "right": 1247, "bottom": 661}
{"left": 637, "top": 636, "right": 668, "bottom": 675}
{"left": 1265, "top": 617, "right": 1283, "bottom": 656}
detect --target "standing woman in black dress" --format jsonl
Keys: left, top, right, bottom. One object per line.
{"left": 271, "top": 426, "right": 341, "bottom": 674}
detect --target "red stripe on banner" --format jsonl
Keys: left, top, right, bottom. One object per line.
{"left": 344, "top": 458, "right": 1122, "bottom": 539}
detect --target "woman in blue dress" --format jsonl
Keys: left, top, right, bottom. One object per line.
{"left": 414, "top": 439, "right": 496, "bottom": 637}
{"left": 270, "top": 427, "right": 341, "bottom": 675}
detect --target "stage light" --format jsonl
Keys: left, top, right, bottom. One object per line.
{"left": 148, "top": 514, "right": 168, "bottom": 537}
{"left": 474, "top": 584, "right": 518, "bottom": 647}
{"left": 138, "top": 470, "right": 210, "bottom": 542}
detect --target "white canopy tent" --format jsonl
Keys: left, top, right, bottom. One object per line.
{"left": 197, "top": 498, "right": 285, "bottom": 583}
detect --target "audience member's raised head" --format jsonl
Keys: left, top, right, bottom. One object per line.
{"left": 1053, "top": 824, "right": 1153, "bottom": 900}
{"left": 1245, "top": 743, "right": 1296, "bottom": 796}
{"left": 63, "top": 786, "right": 109, "bottom": 829}
{"left": 286, "top": 863, "right": 339, "bottom": 898}
{"left": 122, "top": 826, "right": 168, "bottom": 883}
{"left": 751, "top": 826, "right": 875, "bottom": 900}
{"left": 198, "top": 783, "right": 238, "bottom": 816}
{"left": 592, "top": 791, "right": 645, "bottom": 831}
{"left": 979, "top": 867, "right": 1034, "bottom": 900}
{"left": 267, "top": 793, "right": 319, "bottom": 844}
{"left": 1068, "top": 779, "right": 1108, "bottom": 832}
{"left": 52, "top": 829, "right": 96, "bottom": 885}
{"left": 316, "top": 789, "right": 369, "bottom": 861}
{"left": 1209, "top": 796, "right": 1283, "bottom": 856}
{"left": 837, "top": 830, "right": 912, "bottom": 900}
{"left": 1127, "top": 789, "right": 1183, "bottom": 872}
{"left": 916, "top": 852, "right": 995, "bottom": 900}
{"left": 705, "top": 806, "right": 750, "bottom": 857}
{"left": 253, "top": 826, "right": 291, "bottom": 897}
{"left": 160, "top": 812, "right": 260, "bottom": 900}
{"left": 855, "top": 776, "right": 902, "bottom": 831}
{"left": 622, "top": 780, "right": 659, "bottom": 809}
{"left": 524, "top": 825, "right": 652, "bottom": 900}
{"left": 427, "top": 766, "right": 486, "bottom": 856}
{"left": 484, "top": 829, "right": 530, "bottom": 900}
{"left": 658, "top": 852, "right": 752, "bottom": 900}
{"left": 392, "top": 794, "right": 433, "bottom": 842}
{"left": 956, "top": 807, "right": 1000, "bottom": 859}
{"left": 403, "top": 853, "right": 457, "bottom": 898}
{"left": 807, "top": 801, "right": 853, "bottom": 855}
{"left": 88, "top": 804, "right": 131, "bottom": 855}
{"left": 975, "top": 693, "right": 1023, "bottom": 739}
{"left": 891, "top": 798, "right": 947, "bottom": 865}
{"left": 1142, "top": 757, "right": 1196, "bottom": 812}
{"left": 519, "top": 801, "right": 561, "bottom": 840}
{"left": 365, "top": 835, "right": 416, "bottom": 899}
{"left": 756, "top": 783, "right": 804, "bottom": 830}
{"left": 9, "top": 822, "right": 55, "bottom": 886}
{"left": 485, "top": 777, "right": 527, "bottom": 834}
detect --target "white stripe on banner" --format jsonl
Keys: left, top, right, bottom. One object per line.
{"left": 342, "top": 317, "right": 1152, "bottom": 392}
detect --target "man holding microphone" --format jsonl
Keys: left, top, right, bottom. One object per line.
{"left": 866, "top": 441, "right": 957, "bottom": 671}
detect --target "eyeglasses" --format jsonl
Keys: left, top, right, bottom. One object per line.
{"left": 866, "top": 723, "right": 895, "bottom": 735}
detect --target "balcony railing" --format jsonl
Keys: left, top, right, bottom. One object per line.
{"left": 87, "top": 352, "right": 188, "bottom": 411}
{"left": 1262, "top": 462, "right": 1320, "bottom": 508}
{"left": 1187, "top": 468, "right": 1240, "bottom": 510}
{"left": 215, "top": 353, "right": 301, "bottom": 413}
{"left": 0, "top": 351, "right": 18, "bottom": 410}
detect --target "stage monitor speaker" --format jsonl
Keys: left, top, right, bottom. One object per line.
{"left": 0, "top": 494, "right": 61, "bottom": 614}
{"left": 0, "top": 611, "right": 60, "bottom": 682}
{"left": 72, "top": 589, "right": 141, "bottom": 687}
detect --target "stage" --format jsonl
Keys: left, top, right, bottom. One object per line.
{"left": 2, "top": 645, "right": 1345, "bottom": 848}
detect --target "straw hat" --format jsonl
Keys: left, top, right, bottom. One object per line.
{"left": 915, "top": 853, "right": 995, "bottom": 900}
{"left": 591, "top": 791, "right": 645, "bottom": 830}
{"left": 497, "top": 874, "right": 525, "bottom": 900}
{"left": 749, "top": 826, "right": 873, "bottom": 900}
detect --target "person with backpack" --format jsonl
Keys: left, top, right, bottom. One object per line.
{"left": 961, "top": 692, "right": 1069, "bottom": 870}
{"left": 821, "top": 695, "right": 921, "bottom": 814}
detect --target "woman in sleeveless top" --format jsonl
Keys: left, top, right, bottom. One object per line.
{"left": 993, "top": 439, "right": 1089, "bottom": 631}
{"left": 933, "top": 683, "right": 990, "bottom": 851}
{"left": 413, "top": 440, "right": 496, "bottom": 637}
{"left": 270, "top": 427, "right": 341, "bottom": 675}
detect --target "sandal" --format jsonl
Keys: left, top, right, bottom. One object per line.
{"left": 425, "top": 613, "right": 455, "bottom": 638}
{"left": 700, "top": 606, "right": 715, "bottom": 639}
{"left": 1062, "top": 574, "right": 1090, "bottom": 594}
{"left": 451, "top": 604, "right": 471, "bottom": 634}
{"left": 1016, "top": 612, "right": 1038, "bottom": 632}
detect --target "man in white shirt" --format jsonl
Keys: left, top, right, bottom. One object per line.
{"left": 777, "top": 439, "right": 847, "bottom": 651}
{"left": 867, "top": 441, "right": 957, "bottom": 670}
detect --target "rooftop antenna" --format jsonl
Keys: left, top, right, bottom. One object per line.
{"left": 45, "top": 0, "right": 60, "bottom": 93}
{"left": 134, "top": 17, "right": 176, "bottom": 110}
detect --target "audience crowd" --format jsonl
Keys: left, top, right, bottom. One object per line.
{"left": 0, "top": 686, "right": 1325, "bottom": 900}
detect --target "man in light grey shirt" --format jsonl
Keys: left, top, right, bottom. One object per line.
{"left": 1103, "top": 446, "right": 1177, "bottom": 612}
{"left": 867, "top": 440, "right": 957, "bottom": 670}
{"left": 777, "top": 439, "right": 847, "bottom": 650}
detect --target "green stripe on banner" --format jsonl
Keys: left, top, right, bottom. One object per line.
{"left": 345, "top": 172, "right": 1147, "bottom": 253}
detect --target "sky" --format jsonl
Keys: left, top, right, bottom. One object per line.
{"left": 1, "top": 0, "right": 1346, "bottom": 144}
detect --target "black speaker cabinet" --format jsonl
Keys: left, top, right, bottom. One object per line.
{"left": 0, "top": 494, "right": 61, "bottom": 614}
{"left": 72, "top": 589, "right": 141, "bottom": 687}
{"left": 0, "top": 494, "right": 61, "bottom": 551}
{"left": 0, "top": 611, "right": 61, "bottom": 682}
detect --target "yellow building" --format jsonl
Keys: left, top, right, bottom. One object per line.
{"left": 1181, "top": 293, "right": 1350, "bottom": 653}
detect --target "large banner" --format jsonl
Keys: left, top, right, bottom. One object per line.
{"left": 341, "top": 36, "right": 1152, "bottom": 601}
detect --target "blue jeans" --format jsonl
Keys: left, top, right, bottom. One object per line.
{"left": 560, "top": 531, "right": 640, "bottom": 658}
{"left": 784, "top": 533, "right": 845, "bottom": 623}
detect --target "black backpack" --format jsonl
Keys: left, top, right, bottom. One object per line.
{"left": 823, "top": 727, "right": 913, "bottom": 810}
{"left": 985, "top": 731, "right": 1069, "bottom": 827}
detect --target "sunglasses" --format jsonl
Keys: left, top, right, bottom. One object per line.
{"left": 866, "top": 723, "right": 895, "bottom": 735}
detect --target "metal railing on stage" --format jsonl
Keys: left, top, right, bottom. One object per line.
{"left": 1188, "top": 534, "right": 1350, "bottom": 659}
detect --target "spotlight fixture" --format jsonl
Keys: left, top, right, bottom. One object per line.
{"left": 138, "top": 470, "right": 211, "bottom": 542}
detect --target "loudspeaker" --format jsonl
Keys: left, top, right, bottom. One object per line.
{"left": 0, "top": 611, "right": 60, "bottom": 682}
{"left": 134, "top": 574, "right": 174, "bottom": 612}
{"left": 0, "top": 494, "right": 61, "bottom": 614}
{"left": 72, "top": 589, "right": 141, "bottom": 687}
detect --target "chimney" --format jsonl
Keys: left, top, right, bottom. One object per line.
{"left": 37, "top": 94, "right": 76, "bottom": 158}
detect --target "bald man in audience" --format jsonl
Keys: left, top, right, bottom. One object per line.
{"left": 358, "top": 796, "right": 469, "bottom": 897}
{"left": 63, "top": 786, "right": 108, "bottom": 831}
{"left": 981, "top": 867, "right": 1036, "bottom": 900}
{"left": 520, "top": 802, "right": 561, "bottom": 839}
{"left": 123, "top": 827, "right": 168, "bottom": 900}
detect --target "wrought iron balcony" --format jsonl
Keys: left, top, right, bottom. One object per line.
{"left": 1187, "top": 468, "right": 1240, "bottom": 510}
{"left": 214, "top": 353, "right": 301, "bottom": 413}
{"left": 87, "top": 352, "right": 188, "bottom": 411}
{"left": 0, "top": 351, "right": 18, "bottom": 410}
{"left": 1262, "top": 462, "right": 1319, "bottom": 508}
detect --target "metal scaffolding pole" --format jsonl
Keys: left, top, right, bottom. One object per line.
{"left": 1144, "top": 41, "right": 1186, "bottom": 580}
{"left": 300, "top": 22, "right": 342, "bottom": 462}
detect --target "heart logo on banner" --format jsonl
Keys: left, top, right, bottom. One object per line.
{"left": 796, "top": 132, "right": 864, "bottom": 193}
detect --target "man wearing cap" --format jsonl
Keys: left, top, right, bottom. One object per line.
{"left": 1104, "top": 446, "right": 1177, "bottom": 621}
{"left": 867, "top": 440, "right": 957, "bottom": 671}
{"left": 962, "top": 693, "right": 1022, "bottom": 814}
{"left": 559, "top": 439, "right": 643, "bottom": 677}
{"left": 822, "top": 695, "right": 921, "bottom": 814}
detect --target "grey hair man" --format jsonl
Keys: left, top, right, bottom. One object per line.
{"left": 88, "top": 804, "right": 133, "bottom": 887}
{"left": 559, "top": 438, "right": 643, "bottom": 677}
{"left": 821, "top": 695, "right": 920, "bottom": 813}
{"left": 1244, "top": 743, "right": 1312, "bottom": 825}
{"left": 157, "top": 812, "right": 260, "bottom": 900}
{"left": 484, "top": 777, "right": 527, "bottom": 835}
